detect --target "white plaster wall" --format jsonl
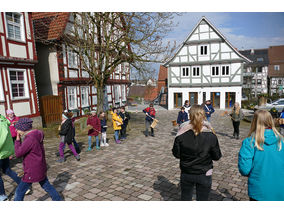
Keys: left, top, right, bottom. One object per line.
{"left": 180, "top": 56, "right": 187, "bottom": 62}
{"left": 199, "top": 56, "right": 210, "bottom": 61}
{"left": 231, "top": 52, "right": 239, "bottom": 59}
{"left": 189, "top": 33, "right": 199, "bottom": 41}
{"left": 210, "top": 32, "right": 219, "bottom": 39}
{"left": 200, "top": 33, "right": 209, "bottom": 40}
{"left": 8, "top": 43, "right": 27, "bottom": 58}
{"left": 0, "top": 71, "right": 4, "bottom": 101}
{"left": 1, "top": 36, "right": 7, "bottom": 56}
{"left": 24, "top": 13, "right": 31, "bottom": 40}
{"left": 28, "top": 42, "right": 33, "bottom": 59}
{"left": 199, "top": 24, "right": 209, "bottom": 32}
{"left": 221, "top": 53, "right": 230, "bottom": 60}
{"left": 231, "top": 63, "right": 241, "bottom": 74}
{"left": 168, "top": 86, "right": 242, "bottom": 110}
{"left": 203, "top": 65, "right": 210, "bottom": 75}
{"left": 48, "top": 51, "right": 60, "bottom": 95}
{"left": 188, "top": 46, "right": 197, "bottom": 54}
{"left": 221, "top": 43, "right": 231, "bottom": 52}
{"left": 13, "top": 102, "right": 31, "bottom": 116}
{"left": 0, "top": 104, "right": 5, "bottom": 115}
{"left": 173, "top": 57, "right": 179, "bottom": 63}
{"left": 181, "top": 78, "right": 190, "bottom": 83}
{"left": 0, "top": 15, "right": 4, "bottom": 33}
{"left": 211, "top": 43, "right": 219, "bottom": 52}
{"left": 192, "top": 78, "right": 201, "bottom": 83}
{"left": 178, "top": 47, "right": 187, "bottom": 55}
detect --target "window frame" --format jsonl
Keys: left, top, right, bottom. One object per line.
{"left": 274, "top": 65, "right": 280, "bottom": 71}
{"left": 8, "top": 68, "right": 29, "bottom": 100}
{"left": 114, "top": 85, "right": 121, "bottom": 103}
{"left": 221, "top": 65, "right": 230, "bottom": 76}
{"left": 67, "top": 86, "right": 77, "bottom": 110}
{"left": 5, "top": 12, "right": 25, "bottom": 42}
{"left": 192, "top": 66, "right": 200, "bottom": 77}
{"left": 211, "top": 65, "right": 220, "bottom": 76}
{"left": 67, "top": 48, "right": 78, "bottom": 69}
{"left": 181, "top": 67, "right": 190, "bottom": 77}
{"left": 257, "top": 79, "right": 262, "bottom": 85}
{"left": 200, "top": 45, "right": 208, "bottom": 56}
{"left": 80, "top": 86, "right": 89, "bottom": 107}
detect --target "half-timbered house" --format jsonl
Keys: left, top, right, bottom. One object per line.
{"left": 164, "top": 17, "right": 251, "bottom": 110}
{"left": 0, "top": 12, "right": 41, "bottom": 125}
{"left": 32, "top": 13, "right": 130, "bottom": 117}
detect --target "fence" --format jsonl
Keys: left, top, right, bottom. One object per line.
{"left": 40, "top": 95, "right": 63, "bottom": 126}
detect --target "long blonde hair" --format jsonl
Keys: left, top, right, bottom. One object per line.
{"left": 232, "top": 102, "right": 240, "bottom": 115}
{"left": 189, "top": 104, "right": 206, "bottom": 136}
{"left": 248, "top": 110, "right": 282, "bottom": 150}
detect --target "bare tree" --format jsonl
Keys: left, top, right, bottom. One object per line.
{"left": 60, "top": 12, "right": 177, "bottom": 112}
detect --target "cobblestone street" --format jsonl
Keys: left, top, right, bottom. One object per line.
{"left": 3, "top": 109, "right": 251, "bottom": 201}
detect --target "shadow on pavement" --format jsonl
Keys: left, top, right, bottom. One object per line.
{"left": 37, "top": 171, "right": 72, "bottom": 201}
{"left": 153, "top": 175, "right": 180, "bottom": 201}
{"left": 215, "top": 131, "right": 235, "bottom": 139}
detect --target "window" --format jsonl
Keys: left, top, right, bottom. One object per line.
{"left": 221, "top": 65, "right": 229, "bottom": 76}
{"left": 274, "top": 65, "right": 280, "bottom": 71}
{"left": 182, "top": 67, "right": 189, "bottom": 76}
{"left": 9, "top": 69, "right": 28, "bottom": 99}
{"left": 211, "top": 66, "right": 219, "bottom": 76}
{"left": 257, "top": 79, "right": 262, "bottom": 85}
{"left": 200, "top": 45, "right": 208, "bottom": 55}
{"left": 81, "top": 87, "right": 89, "bottom": 107}
{"left": 257, "top": 58, "right": 264, "bottom": 62}
{"left": 5, "top": 12, "right": 24, "bottom": 41}
{"left": 251, "top": 79, "right": 255, "bottom": 84}
{"left": 278, "top": 80, "right": 282, "bottom": 85}
{"left": 67, "top": 87, "right": 77, "bottom": 109}
{"left": 256, "top": 67, "right": 262, "bottom": 73}
{"left": 121, "top": 85, "right": 126, "bottom": 101}
{"left": 192, "top": 67, "right": 200, "bottom": 77}
{"left": 68, "top": 49, "right": 78, "bottom": 68}
{"left": 0, "top": 74, "right": 4, "bottom": 101}
{"left": 114, "top": 85, "right": 121, "bottom": 103}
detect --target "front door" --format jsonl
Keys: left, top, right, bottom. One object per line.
{"left": 225, "top": 92, "right": 236, "bottom": 108}
{"left": 189, "top": 92, "right": 198, "bottom": 105}
{"left": 210, "top": 92, "right": 220, "bottom": 108}
{"left": 174, "top": 93, "right": 182, "bottom": 108}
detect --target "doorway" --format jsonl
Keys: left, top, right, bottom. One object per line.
{"left": 174, "top": 93, "right": 182, "bottom": 108}
{"left": 226, "top": 92, "right": 236, "bottom": 108}
{"left": 210, "top": 92, "right": 220, "bottom": 108}
{"left": 188, "top": 92, "right": 198, "bottom": 106}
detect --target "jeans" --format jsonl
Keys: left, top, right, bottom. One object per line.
{"left": 180, "top": 173, "right": 212, "bottom": 201}
{"left": 114, "top": 130, "right": 120, "bottom": 141}
{"left": 232, "top": 121, "right": 240, "bottom": 137}
{"left": 14, "top": 177, "right": 62, "bottom": 201}
{"left": 206, "top": 117, "right": 211, "bottom": 122}
{"left": 145, "top": 120, "right": 154, "bottom": 136}
{"left": 120, "top": 125, "right": 127, "bottom": 138}
{"left": 88, "top": 135, "right": 99, "bottom": 148}
{"left": 0, "top": 158, "right": 21, "bottom": 195}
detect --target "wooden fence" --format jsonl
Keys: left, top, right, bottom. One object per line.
{"left": 40, "top": 95, "right": 63, "bottom": 126}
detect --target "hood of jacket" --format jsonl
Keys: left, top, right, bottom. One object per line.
{"left": 24, "top": 129, "right": 44, "bottom": 144}
{"left": 176, "top": 120, "right": 214, "bottom": 137}
{"left": 263, "top": 129, "right": 281, "bottom": 146}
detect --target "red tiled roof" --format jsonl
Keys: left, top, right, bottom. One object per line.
{"left": 32, "top": 12, "right": 70, "bottom": 41}
{"left": 144, "top": 86, "right": 159, "bottom": 101}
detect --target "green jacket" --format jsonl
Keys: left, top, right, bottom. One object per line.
{"left": 0, "top": 114, "right": 14, "bottom": 159}
{"left": 231, "top": 108, "right": 244, "bottom": 122}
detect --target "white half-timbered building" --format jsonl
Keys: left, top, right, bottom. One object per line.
{"left": 32, "top": 13, "right": 130, "bottom": 116}
{"left": 0, "top": 12, "right": 41, "bottom": 125}
{"left": 164, "top": 17, "right": 251, "bottom": 110}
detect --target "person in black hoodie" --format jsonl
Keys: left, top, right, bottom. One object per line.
{"left": 57, "top": 112, "right": 80, "bottom": 163}
{"left": 172, "top": 104, "right": 222, "bottom": 201}
{"left": 119, "top": 106, "right": 130, "bottom": 140}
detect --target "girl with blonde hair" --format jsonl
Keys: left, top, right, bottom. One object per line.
{"left": 230, "top": 102, "right": 244, "bottom": 139}
{"left": 172, "top": 105, "right": 222, "bottom": 201}
{"left": 238, "top": 110, "right": 284, "bottom": 201}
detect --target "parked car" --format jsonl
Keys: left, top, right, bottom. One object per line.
{"left": 254, "top": 98, "right": 284, "bottom": 112}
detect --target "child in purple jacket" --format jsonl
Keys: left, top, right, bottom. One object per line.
{"left": 14, "top": 118, "right": 62, "bottom": 201}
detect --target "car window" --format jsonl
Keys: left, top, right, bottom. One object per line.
{"left": 278, "top": 100, "right": 284, "bottom": 105}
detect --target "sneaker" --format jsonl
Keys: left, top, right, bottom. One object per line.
{"left": 116, "top": 140, "right": 121, "bottom": 144}
{"left": 57, "top": 158, "right": 65, "bottom": 163}
{"left": 75, "top": 155, "right": 80, "bottom": 161}
{"left": 0, "top": 194, "right": 8, "bottom": 201}
{"left": 86, "top": 147, "right": 92, "bottom": 151}
{"left": 100, "top": 143, "right": 105, "bottom": 147}
{"left": 151, "top": 134, "right": 155, "bottom": 137}
{"left": 105, "top": 143, "right": 109, "bottom": 147}
{"left": 76, "top": 148, "right": 81, "bottom": 154}
{"left": 25, "top": 188, "right": 32, "bottom": 195}
{"left": 96, "top": 146, "right": 100, "bottom": 150}
{"left": 236, "top": 136, "right": 240, "bottom": 140}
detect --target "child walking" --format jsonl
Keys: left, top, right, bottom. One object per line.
{"left": 177, "top": 107, "right": 189, "bottom": 127}
{"left": 99, "top": 112, "right": 109, "bottom": 147}
{"left": 119, "top": 106, "right": 130, "bottom": 140}
{"left": 230, "top": 102, "right": 244, "bottom": 139}
{"left": 0, "top": 114, "right": 21, "bottom": 201}
{"left": 6, "top": 109, "right": 19, "bottom": 142}
{"left": 87, "top": 110, "right": 101, "bottom": 151}
{"left": 58, "top": 112, "right": 80, "bottom": 163}
{"left": 14, "top": 118, "right": 62, "bottom": 201}
{"left": 111, "top": 108, "right": 123, "bottom": 144}
{"left": 143, "top": 103, "right": 156, "bottom": 137}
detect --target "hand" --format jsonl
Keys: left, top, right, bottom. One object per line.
{"left": 206, "top": 112, "right": 210, "bottom": 114}
{"left": 16, "top": 131, "right": 21, "bottom": 141}
{"left": 146, "top": 112, "right": 149, "bottom": 116}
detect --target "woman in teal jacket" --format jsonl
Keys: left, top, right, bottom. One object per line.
{"left": 238, "top": 110, "right": 284, "bottom": 201}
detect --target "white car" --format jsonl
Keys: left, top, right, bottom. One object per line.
{"left": 254, "top": 98, "right": 284, "bottom": 112}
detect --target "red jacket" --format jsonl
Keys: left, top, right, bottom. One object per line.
{"left": 87, "top": 115, "right": 101, "bottom": 136}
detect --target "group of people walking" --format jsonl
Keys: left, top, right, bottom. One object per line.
{"left": 173, "top": 102, "right": 284, "bottom": 201}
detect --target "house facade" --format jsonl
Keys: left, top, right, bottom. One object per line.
{"left": 32, "top": 13, "right": 130, "bottom": 116}
{"left": 0, "top": 12, "right": 41, "bottom": 125}
{"left": 239, "top": 49, "right": 269, "bottom": 97}
{"left": 268, "top": 45, "right": 284, "bottom": 96}
{"left": 164, "top": 17, "right": 251, "bottom": 110}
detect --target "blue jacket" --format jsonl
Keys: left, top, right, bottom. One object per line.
{"left": 204, "top": 104, "right": 215, "bottom": 118}
{"left": 177, "top": 111, "right": 188, "bottom": 125}
{"left": 100, "top": 119, "right": 107, "bottom": 133}
{"left": 238, "top": 129, "right": 284, "bottom": 201}
{"left": 280, "top": 112, "right": 284, "bottom": 128}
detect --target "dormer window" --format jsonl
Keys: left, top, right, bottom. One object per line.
{"left": 200, "top": 45, "right": 208, "bottom": 56}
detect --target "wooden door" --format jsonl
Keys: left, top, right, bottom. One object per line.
{"left": 40, "top": 95, "right": 63, "bottom": 126}
{"left": 174, "top": 93, "right": 182, "bottom": 108}
{"left": 189, "top": 92, "right": 198, "bottom": 105}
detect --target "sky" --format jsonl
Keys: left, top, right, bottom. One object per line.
{"left": 150, "top": 12, "right": 284, "bottom": 77}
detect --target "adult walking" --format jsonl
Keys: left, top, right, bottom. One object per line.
{"left": 143, "top": 103, "right": 156, "bottom": 137}
{"left": 172, "top": 105, "right": 222, "bottom": 201}
{"left": 238, "top": 110, "right": 284, "bottom": 201}
{"left": 14, "top": 118, "right": 62, "bottom": 201}
{"left": 203, "top": 100, "right": 215, "bottom": 122}
{"left": 0, "top": 115, "right": 21, "bottom": 201}
{"left": 230, "top": 102, "right": 244, "bottom": 139}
